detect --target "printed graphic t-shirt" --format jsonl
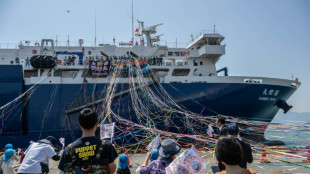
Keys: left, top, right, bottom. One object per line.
{"left": 58, "top": 136, "right": 118, "bottom": 171}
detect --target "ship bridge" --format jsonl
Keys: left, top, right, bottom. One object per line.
{"left": 187, "top": 33, "right": 226, "bottom": 60}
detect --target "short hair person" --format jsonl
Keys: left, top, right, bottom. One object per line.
{"left": 215, "top": 136, "right": 256, "bottom": 174}
{"left": 215, "top": 115, "right": 228, "bottom": 138}
{"left": 1, "top": 144, "right": 19, "bottom": 174}
{"left": 227, "top": 123, "right": 253, "bottom": 169}
{"left": 18, "top": 136, "right": 61, "bottom": 174}
{"left": 58, "top": 108, "right": 118, "bottom": 174}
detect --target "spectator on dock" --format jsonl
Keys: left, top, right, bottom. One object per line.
{"left": 58, "top": 108, "right": 118, "bottom": 174}
{"left": 150, "top": 150, "right": 159, "bottom": 162}
{"left": 214, "top": 115, "right": 228, "bottom": 171}
{"left": 139, "top": 138, "right": 180, "bottom": 174}
{"left": 0, "top": 144, "right": 19, "bottom": 174}
{"left": 214, "top": 115, "right": 228, "bottom": 139}
{"left": 18, "top": 136, "right": 61, "bottom": 174}
{"left": 136, "top": 150, "right": 159, "bottom": 173}
{"left": 1, "top": 149, "right": 19, "bottom": 174}
{"left": 227, "top": 123, "right": 253, "bottom": 169}
{"left": 116, "top": 153, "right": 131, "bottom": 174}
{"left": 215, "top": 136, "right": 256, "bottom": 174}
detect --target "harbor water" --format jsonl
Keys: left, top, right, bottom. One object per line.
{"left": 265, "top": 112, "right": 310, "bottom": 146}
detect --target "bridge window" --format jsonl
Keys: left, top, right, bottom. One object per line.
{"left": 167, "top": 52, "right": 173, "bottom": 56}
{"left": 174, "top": 52, "right": 180, "bottom": 56}
{"left": 88, "top": 51, "right": 91, "bottom": 55}
{"left": 24, "top": 70, "right": 39, "bottom": 78}
{"left": 172, "top": 69, "right": 190, "bottom": 76}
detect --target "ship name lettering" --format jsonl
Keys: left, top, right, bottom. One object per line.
{"left": 262, "top": 89, "right": 268, "bottom": 95}
{"left": 259, "top": 97, "right": 269, "bottom": 101}
{"left": 268, "top": 89, "right": 274, "bottom": 95}
{"left": 259, "top": 97, "right": 276, "bottom": 101}
{"left": 274, "top": 90, "right": 279, "bottom": 96}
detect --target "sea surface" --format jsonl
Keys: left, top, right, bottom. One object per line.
{"left": 264, "top": 112, "right": 310, "bottom": 146}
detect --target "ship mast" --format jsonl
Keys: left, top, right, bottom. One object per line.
{"left": 131, "top": 0, "right": 134, "bottom": 44}
{"left": 95, "top": 9, "right": 97, "bottom": 47}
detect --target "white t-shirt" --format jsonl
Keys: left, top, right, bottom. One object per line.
{"left": 18, "top": 142, "right": 56, "bottom": 173}
{"left": 1, "top": 158, "right": 15, "bottom": 174}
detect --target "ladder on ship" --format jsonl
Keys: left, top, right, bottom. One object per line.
{"left": 65, "top": 80, "right": 157, "bottom": 114}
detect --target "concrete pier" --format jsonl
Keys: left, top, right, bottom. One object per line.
{"left": 15, "top": 151, "right": 308, "bottom": 174}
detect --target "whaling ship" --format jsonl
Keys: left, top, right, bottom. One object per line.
{"left": 0, "top": 22, "right": 300, "bottom": 147}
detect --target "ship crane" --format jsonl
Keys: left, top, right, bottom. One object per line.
{"left": 137, "top": 20, "right": 163, "bottom": 47}
{"left": 151, "top": 34, "right": 164, "bottom": 43}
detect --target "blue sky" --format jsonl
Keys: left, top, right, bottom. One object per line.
{"left": 0, "top": 0, "right": 309, "bottom": 112}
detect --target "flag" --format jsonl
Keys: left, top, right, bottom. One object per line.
{"left": 166, "top": 145, "right": 206, "bottom": 174}
{"left": 207, "top": 124, "right": 214, "bottom": 137}
{"left": 100, "top": 122, "right": 115, "bottom": 140}
{"left": 135, "top": 26, "right": 140, "bottom": 36}
{"left": 147, "top": 134, "right": 161, "bottom": 151}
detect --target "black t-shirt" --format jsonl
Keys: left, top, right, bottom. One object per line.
{"left": 237, "top": 139, "right": 253, "bottom": 168}
{"left": 58, "top": 136, "right": 118, "bottom": 171}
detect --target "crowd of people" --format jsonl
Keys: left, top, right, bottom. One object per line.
{"left": 0, "top": 113, "right": 255, "bottom": 174}
{"left": 62, "top": 56, "right": 164, "bottom": 67}
{"left": 11, "top": 55, "right": 166, "bottom": 68}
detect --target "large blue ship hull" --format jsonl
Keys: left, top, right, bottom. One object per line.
{"left": 0, "top": 66, "right": 297, "bottom": 148}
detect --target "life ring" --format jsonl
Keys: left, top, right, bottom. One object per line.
{"left": 32, "top": 50, "right": 37, "bottom": 54}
